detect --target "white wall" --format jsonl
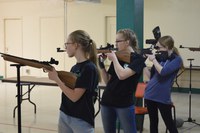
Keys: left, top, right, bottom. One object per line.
{"left": 0, "top": 0, "right": 65, "bottom": 77}
{"left": 144, "top": 0, "right": 200, "bottom": 67}
{"left": 66, "top": 0, "right": 116, "bottom": 44}
{"left": 0, "top": 0, "right": 116, "bottom": 78}
{"left": 144, "top": 0, "right": 200, "bottom": 88}
{"left": 1, "top": 0, "right": 200, "bottom": 88}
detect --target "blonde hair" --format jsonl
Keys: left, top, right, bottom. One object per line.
{"left": 69, "top": 30, "right": 101, "bottom": 81}
{"left": 117, "top": 29, "right": 139, "bottom": 52}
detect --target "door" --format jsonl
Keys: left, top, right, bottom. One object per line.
{"left": 105, "top": 16, "right": 116, "bottom": 66}
{"left": 4, "top": 18, "right": 23, "bottom": 78}
{"left": 106, "top": 16, "right": 116, "bottom": 45}
{"left": 40, "top": 17, "right": 65, "bottom": 77}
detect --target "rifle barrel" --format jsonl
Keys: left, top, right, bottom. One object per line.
{"left": 1, "top": 52, "right": 77, "bottom": 89}
{"left": 179, "top": 45, "right": 200, "bottom": 51}
{"left": 1, "top": 54, "right": 53, "bottom": 71}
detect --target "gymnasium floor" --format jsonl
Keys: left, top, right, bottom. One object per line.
{"left": 0, "top": 82, "right": 200, "bottom": 133}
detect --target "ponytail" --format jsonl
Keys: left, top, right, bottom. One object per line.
{"left": 88, "top": 40, "right": 102, "bottom": 82}
{"left": 173, "top": 46, "right": 185, "bottom": 70}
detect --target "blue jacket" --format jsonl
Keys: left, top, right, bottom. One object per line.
{"left": 144, "top": 54, "right": 182, "bottom": 104}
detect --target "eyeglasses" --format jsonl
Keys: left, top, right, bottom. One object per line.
{"left": 65, "top": 42, "right": 74, "bottom": 45}
{"left": 115, "top": 40, "right": 126, "bottom": 43}
{"left": 64, "top": 42, "right": 74, "bottom": 48}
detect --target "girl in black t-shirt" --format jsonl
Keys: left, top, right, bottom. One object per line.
{"left": 46, "top": 30, "right": 100, "bottom": 133}
{"left": 100, "top": 29, "right": 146, "bottom": 133}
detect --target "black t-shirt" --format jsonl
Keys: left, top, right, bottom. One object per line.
{"left": 101, "top": 52, "right": 146, "bottom": 108}
{"left": 60, "top": 60, "right": 99, "bottom": 127}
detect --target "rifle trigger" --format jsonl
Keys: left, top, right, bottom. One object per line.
{"left": 43, "top": 68, "right": 47, "bottom": 73}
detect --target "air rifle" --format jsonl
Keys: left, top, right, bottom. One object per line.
{"left": 97, "top": 43, "right": 131, "bottom": 63}
{"left": 57, "top": 43, "right": 131, "bottom": 63}
{"left": 179, "top": 45, "right": 200, "bottom": 51}
{"left": 0, "top": 52, "right": 77, "bottom": 89}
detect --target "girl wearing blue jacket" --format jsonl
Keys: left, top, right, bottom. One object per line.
{"left": 144, "top": 35, "right": 183, "bottom": 133}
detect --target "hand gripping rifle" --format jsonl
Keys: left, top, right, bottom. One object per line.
{"left": 0, "top": 52, "right": 77, "bottom": 89}
{"left": 97, "top": 43, "right": 131, "bottom": 63}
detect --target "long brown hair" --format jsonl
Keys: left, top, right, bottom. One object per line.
{"left": 69, "top": 30, "right": 101, "bottom": 82}
{"left": 158, "top": 35, "right": 184, "bottom": 70}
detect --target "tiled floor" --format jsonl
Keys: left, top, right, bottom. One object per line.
{"left": 0, "top": 82, "right": 200, "bottom": 133}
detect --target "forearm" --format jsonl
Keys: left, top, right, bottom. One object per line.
{"left": 143, "top": 67, "right": 151, "bottom": 80}
{"left": 54, "top": 77, "right": 82, "bottom": 102}
{"left": 106, "top": 51, "right": 134, "bottom": 80}
{"left": 113, "top": 60, "right": 125, "bottom": 80}
{"left": 152, "top": 59, "right": 163, "bottom": 74}
{"left": 100, "top": 68, "right": 110, "bottom": 84}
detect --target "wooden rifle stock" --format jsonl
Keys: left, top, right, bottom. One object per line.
{"left": 97, "top": 49, "right": 131, "bottom": 63}
{"left": 0, "top": 53, "right": 77, "bottom": 89}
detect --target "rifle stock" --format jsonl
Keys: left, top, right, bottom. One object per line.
{"left": 97, "top": 49, "right": 130, "bottom": 63}
{"left": 1, "top": 53, "right": 76, "bottom": 89}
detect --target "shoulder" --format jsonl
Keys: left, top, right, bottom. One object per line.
{"left": 171, "top": 54, "right": 182, "bottom": 62}
{"left": 130, "top": 52, "right": 146, "bottom": 64}
{"left": 82, "top": 60, "right": 97, "bottom": 71}
{"left": 130, "top": 52, "right": 145, "bottom": 61}
{"left": 128, "top": 52, "right": 146, "bottom": 73}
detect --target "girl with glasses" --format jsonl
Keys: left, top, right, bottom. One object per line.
{"left": 46, "top": 30, "right": 101, "bottom": 133}
{"left": 100, "top": 29, "right": 146, "bottom": 133}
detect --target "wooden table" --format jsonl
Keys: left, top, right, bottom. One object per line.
{"left": 1, "top": 76, "right": 57, "bottom": 86}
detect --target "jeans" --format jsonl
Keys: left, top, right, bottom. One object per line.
{"left": 145, "top": 99, "right": 178, "bottom": 133}
{"left": 101, "top": 105, "right": 137, "bottom": 133}
{"left": 58, "top": 111, "right": 94, "bottom": 133}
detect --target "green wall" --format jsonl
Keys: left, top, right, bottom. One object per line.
{"left": 117, "top": 0, "right": 144, "bottom": 82}
{"left": 117, "top": 0, "right": 144, "bottom": 49}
